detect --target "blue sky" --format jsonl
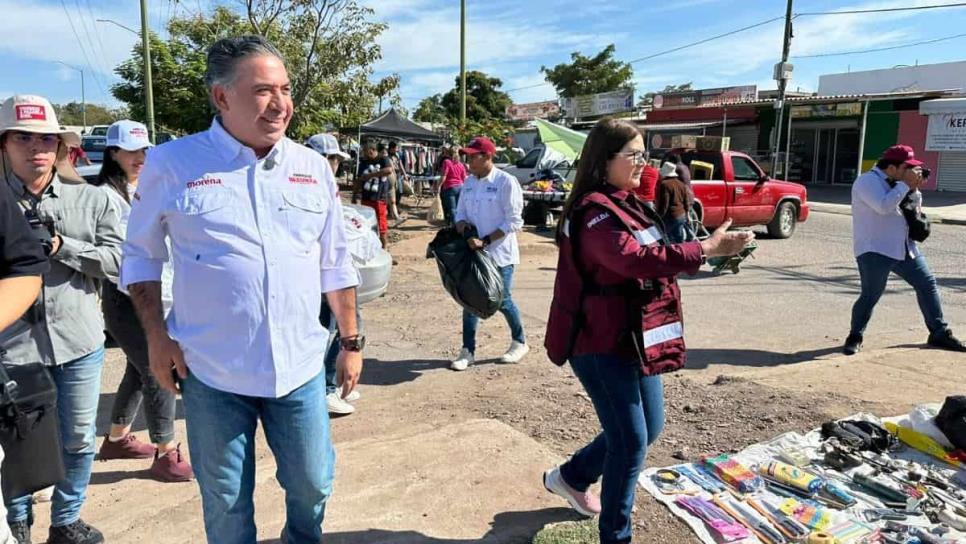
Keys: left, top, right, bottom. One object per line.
{"left": 3, "top": 0, "right": 966, "bottom": 113}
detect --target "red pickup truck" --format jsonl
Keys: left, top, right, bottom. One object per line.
{"left": 669, "top": 148, "right": 809, "bottom": 239}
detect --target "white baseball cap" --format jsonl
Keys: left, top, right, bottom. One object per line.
{"left": 307, "top": 133, "right": 350, "bottom": 159}
{"left": 106, "top": 120, "right": 153, "bottom": 151}
{"left": 660, "top": 162, "right": 679, "bottom": 179}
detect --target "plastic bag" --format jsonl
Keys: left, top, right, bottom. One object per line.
{"left": 426, "top": 195, "right": 445, "bottom": 224}
{"left": 426, "top": 227, "right": 505, "bottom": 318}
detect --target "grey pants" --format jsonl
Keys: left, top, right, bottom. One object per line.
{"left": 101, "top": 281, "right": 176, "bottom": 444}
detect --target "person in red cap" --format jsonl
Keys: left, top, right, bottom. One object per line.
{"left": 632, "top": 152, "right": 659, "bottom": 209}
{"left": 845, "top": 144, "right": 965, "bottom": 355}
{"left": 450, "top": 136, "right": 528, "bottom": 370}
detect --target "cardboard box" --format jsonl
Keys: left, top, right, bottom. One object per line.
{"left": 696, "top": 136, "right": 730, "bottom": 152}
{"left": 670, "top": 135, "right": 698, "bottom": 149}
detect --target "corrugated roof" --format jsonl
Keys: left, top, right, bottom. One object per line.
{"left": 651, "top": 89, "right": 963, "bottom": 110}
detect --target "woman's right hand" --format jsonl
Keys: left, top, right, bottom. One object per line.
{"left": 700, "top": 218, "right": 755, "bottom": 257}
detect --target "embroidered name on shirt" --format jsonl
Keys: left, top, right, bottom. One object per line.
{"left": 289, "top": 174, "right": 318, "bottom": 185}
{"left": 485, "top": 186, "right": 499, "bottom": 193}
{"left": 587, "top": 212, "right": 610, "bottom": 229}
{"left": 186, "top": 177, "right": 223, "bottom": 189}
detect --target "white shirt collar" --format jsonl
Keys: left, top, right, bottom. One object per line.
{"left": 209, "top": 117, "right": 285, "bottom": 164}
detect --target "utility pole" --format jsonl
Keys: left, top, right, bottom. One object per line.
{"left": 460, "top": 0, "right": 466, "bottom": 132}
{"left": 140, "top": 0, "right": 156, "bottom": 143}
{"left": 771, "top": 0, "right": 794, "bottom": 177}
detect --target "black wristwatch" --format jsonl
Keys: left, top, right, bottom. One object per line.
{"left": 339, "top": 335, "right": 366, "bottom": 352}
{"left": 482, "top": 235, "right": 492, "bottom": 247}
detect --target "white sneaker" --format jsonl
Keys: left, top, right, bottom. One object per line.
{"left": 33, "top": 485, "right": 54, "bottom": 503}
{"left": 500, "top": 341, "right": 529, "bottom": 364}
{"left": 326, "top": 392, "right": 355, "bottom": 415}
{"left": 345, "top": 389, "right": 361, "bottom": 403}
{"left": 450, "top": 348, "right": 475, "bottom": 371}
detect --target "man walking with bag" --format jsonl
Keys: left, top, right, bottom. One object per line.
{"left": 0, "top": 95, "right": 123, "bottom": 544}
{"left": 123, "top": 36, "right": 362, "bottom": 544}
{"left": 844, "top": 144, "right": 965, "bottom": 355}
{"left": 451, "top": 136, "right": 528, "bottom": 371}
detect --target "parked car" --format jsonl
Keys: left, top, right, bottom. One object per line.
{"left": 76, "top": 164, "right": 390, "bottom": 302}
{"left": 503, "top": 144, "right": 576, "bottom": 185}
{"left": 80, "top": 125, "right": 110, "bottom": 162}
{"left": 669, "top": 148, "right": 809, "bottom": 239}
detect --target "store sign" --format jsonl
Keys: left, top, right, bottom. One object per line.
{"left": 789, "top": 102, "right": 862, "bottom": 119}
{"left": 505, "top": 100, "right": 560, "bottom": 121}
{"left": 561, "top": 89, "right": 635, "bottom": 118}
{"left": 925, "top": 111, "right": 966, "bottom": 151}
{"left": 654, "top": 85, "right": 757, "bottom": 108}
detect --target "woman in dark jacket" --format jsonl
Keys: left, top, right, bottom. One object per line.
{"left": 542, "top": 118, "right": 752, "bottom": 544}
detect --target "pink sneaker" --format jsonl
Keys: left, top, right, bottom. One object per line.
{"left": 98, "top": 434, "right": 155, "bottom": 460}
{"left": 149, "top": 445, "right": 194, "bottom": 483}
{"left": 543, "top": 466, "right": 602, "bottom": 517}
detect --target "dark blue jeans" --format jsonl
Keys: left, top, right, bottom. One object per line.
{"left": 462, "top": 265, "right": 525, "bottom": 354}
{"left": 441, "top": 186, "right": 461, "bottom": 226}
{"left": 850, "top": 252, "right": 948, "bottom": 337}
{"left": 560, "top": 354, "right": 665, "bottom": 544}
{"left": 663, "top": 215, "right": 693, "bottom": 244}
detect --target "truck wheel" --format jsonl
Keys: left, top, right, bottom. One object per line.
{"left": 767, "top": 201, "right": 797, "bottom": 239}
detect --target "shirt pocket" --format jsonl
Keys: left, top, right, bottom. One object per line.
{"left": 279, "top": 190, "right": 329, "bottom": 252}
{"left": 172, "top": 190, "right": 240, "bottom": 250}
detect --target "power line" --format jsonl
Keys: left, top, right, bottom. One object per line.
{"left": 60, "top": 0, "right": 108, "bottom": 100}
{"left": 796, "top": 2, "right": 966, "bottom": 16}
{"left": 83, "top": 0, "right": 115, "bottom": 80}
{"left": 627, "top": 15, "right": 786, "bottom": 64}
{"left": 794, "top": 31, "right": 966, "bottom": 58}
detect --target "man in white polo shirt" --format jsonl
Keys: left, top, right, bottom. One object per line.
{"left": 451, "top": 136, "right": 528, "bottom": 370}
{"left": 122, "top": 36, "right": 362, "bottom": 544}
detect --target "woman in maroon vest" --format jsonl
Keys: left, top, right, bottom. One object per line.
{"left": 542, "top": 118, "right": 752, "bottom": 543}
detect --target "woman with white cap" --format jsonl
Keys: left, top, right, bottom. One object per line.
{"left": 90, "top": 120, "right": 193, "bottom": 482}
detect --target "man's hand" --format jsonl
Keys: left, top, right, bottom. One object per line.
{"left": 50, "top": 234, "right": 62, "bottom": 256}
{"left": 147, "top": 334, "right": 188, "bottom": 393}
{"left": 902, "top": 168, "right": 923, "bottom": 191}
{"left": 336, "top": 349, "right": 363, "bottom": 399}
{"left": 455, "top": 221, "right": 469, "bottom": 234}
{"left": 700, "top": 218, "right": 755, "bottom": 257}
{"left": 467, "top": 237, "right": 485, "bottom": 251}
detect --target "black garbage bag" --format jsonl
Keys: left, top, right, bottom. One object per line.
{"left": 427, "top": 226, "right": 505, "bottom": 319}
{"left": 936, "top": 395, "right": 966, "bottom": 451}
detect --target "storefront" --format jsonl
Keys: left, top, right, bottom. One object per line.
{"left": 637, "top": 104, "right": 760, "bottom": 154}
{"left": 920, "top": 97, "right": 966, "bottom": 191}
{"left": 785, "top": 102, "right": 863, "bottom": 185}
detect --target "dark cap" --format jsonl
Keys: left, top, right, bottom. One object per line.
{"left": 881, "top": 144, "right": 924, "bottom": 167}
{"left": 461, "top": 136, "right": 497, "bottom": 155}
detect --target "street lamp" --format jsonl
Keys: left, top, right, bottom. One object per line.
{"left": 96, "top": 6, "right": 155, "bottom": 143}
{"left": 55, "top": 61, "right": 85, "bottom": 133}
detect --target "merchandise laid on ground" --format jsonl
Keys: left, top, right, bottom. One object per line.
{"left": 640, "top": 403, "right": 966, "bottom": 544}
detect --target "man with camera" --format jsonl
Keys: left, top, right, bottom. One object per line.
{"left": 1, "top": 161, "right": 49, "bottom": 544}
{"left": 0, "top": 95, "right": 123, "bottom": 544}
{"left": 844, "top": 144, "right": 966, "bottom": 356}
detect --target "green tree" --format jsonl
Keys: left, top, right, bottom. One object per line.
{"left": 541, "top": 44, "right": 633, "bottom": 98}
{"left": 639, "top": 82, "right": 694, "bottom": 107}
{"left": 440, "top": 71, "right": 512, "bottom": 124}
{"left": 112, "top": 1, "right": 400, "bottom": 139}
{"left": 413, "top": 94, "right": 447, "bottom": 124}
{"left": 54, "top": 102, "right": 128, "bottom": 126}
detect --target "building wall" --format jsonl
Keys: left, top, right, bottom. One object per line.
{"left": 897, "top": 111, "right": 940, "bottom": 191}
{"left": 819, "top": 61, "right": 966, "bottom": 96}
{"left": 646, "top": 106, "right": 757, "bottom": 123}
{"left": 862, "top": 101, "right": 900, "bottom": 172}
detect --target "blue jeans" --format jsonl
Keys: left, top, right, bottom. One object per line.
{"left": 663, "top": 215, "right": 693, "bottom": 244}
{"left": 560, "top": 354, "right": 665, "bottom": 544}
{"left": 850, "top": 252, "right": 948, "bottom": 336}
{"left": 181, "top": 370, "right": 333, "bottom": 544}
{"left": 6, "top": 346, "right": 104, "bottom": 527}
{"left": 441, "top": 187, "right": 461, "bottom": 226}
{"left": 462, "top": 265, "right": 525, "bottom": 354}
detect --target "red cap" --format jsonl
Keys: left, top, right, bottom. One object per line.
{"left": 881, "top": 144, "right": 924, "bottom": 167}
{"left": 461, "top": 136, "right": 497, "bottom": 155}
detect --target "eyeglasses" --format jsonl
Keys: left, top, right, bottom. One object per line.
{"left": 614, "top": 150, "right": 647, "bottom": 165}
{"left": 8, "top": 133, "right": 60, "bottom": 147}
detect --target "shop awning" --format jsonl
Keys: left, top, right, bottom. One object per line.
{"left": 635, "top": 121, "right": 723, "bottom": 131}
{"left": 920, "top": 97, "right": 966, "bottom": 114}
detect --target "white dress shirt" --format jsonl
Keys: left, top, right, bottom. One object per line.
{"left": 122, "top": 118, "right": 358, "bottom": 397}
{"left": 454, "top": 166, "right": 524, "bottom": 267}
{"left": 851, "top": 167, "right": 921, "bottom": 261}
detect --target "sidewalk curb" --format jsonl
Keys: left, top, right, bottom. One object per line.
{"left": 810, "top": 203, "right": 966, "bottom": 226}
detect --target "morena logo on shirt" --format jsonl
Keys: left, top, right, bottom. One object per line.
{"left": 186, "top": 177, "right": 223, "bottom": 189}
{"left": 15, "top": 105, "right": 47, "bottom": 121}
{"left": 288, "top": 173, "right": 318, "bottom": 185}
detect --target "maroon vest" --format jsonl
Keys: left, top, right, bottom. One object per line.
{"left": 544, "top": 191, "right": 687, "bottom": 376}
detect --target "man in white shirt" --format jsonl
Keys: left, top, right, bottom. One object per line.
{"left": 122, "top": 36, "right": 362, "bottom": 544}
{"left": 451, "top": 136, "right": 528, "bottom": 370}
{"left": 845, "top": 144, "right": 965, "bottom": 355}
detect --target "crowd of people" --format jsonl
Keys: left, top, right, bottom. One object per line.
{"left": 0, "top": 33, "right": 962, "bottom": 544}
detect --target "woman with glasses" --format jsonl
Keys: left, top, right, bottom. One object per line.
{"left": 542, "top": 118, "right": 752, "bottom": 544}
{"left": 91, "top": 120, "right": 194, "bottom": 483}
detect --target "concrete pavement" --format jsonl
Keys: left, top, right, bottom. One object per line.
{"left": 806, "top": 184, "right": 966, "bottom": 225}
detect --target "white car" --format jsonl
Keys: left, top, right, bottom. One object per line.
{"left": 78, "top": 165, "right": 390, "bottom": 303}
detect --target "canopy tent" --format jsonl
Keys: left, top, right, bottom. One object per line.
{"left": 534, "top": 119, "right": 587, "bottom": 162}
{"left": 355, "top": 108, "right": 444, "bottom": 144}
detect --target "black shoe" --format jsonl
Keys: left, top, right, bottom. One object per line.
{"left": 10, "top": 519, "right": 31, "bottom": 544}
{"left": 928, "top": 329, "right": 966, "bottom": 352}
{"left": 843, "top": 333, "right": 863, "bottom": 356}
{"left": 47, "top": 519, "right": 103, "bottom": 544}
